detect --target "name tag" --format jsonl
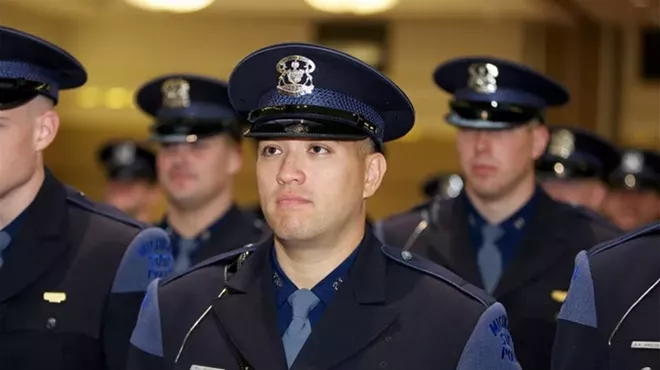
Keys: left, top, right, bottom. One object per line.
{"left": 631, "top": 341, "right": 660, "bottom": 350}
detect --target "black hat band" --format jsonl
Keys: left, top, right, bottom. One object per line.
{"left": 449, "top": 100, "right": 545, "bottom": 125}
{"left": 0, "top": 77, "right": 51, "bottom": 110}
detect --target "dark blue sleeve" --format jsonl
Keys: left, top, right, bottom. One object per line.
{"left": 551, "top": 250, "right": 604, "bottom": 370}
{"left": 456, "top": 302, "right": 522, "bottom": 370}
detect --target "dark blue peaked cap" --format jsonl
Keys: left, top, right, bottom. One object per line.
{"left": 136, "top": 74, "right": 242, "bottom": 143}
{"left": 434, "top": 56, "right": 569, "bottom": 129}
{"left": 536, "top": 126, "right": 619, "bottom": 181}
{"left": 97, "top": 140, "right": 157, "bottom": 183}
{"left": 0, "top": 26, "right": 87, "bottom": 106}
{"left": 608, "top": 149, "right": 660, "bottom": 192}
{"left": 228, "top": 42, "right": 415, "bottom": 147}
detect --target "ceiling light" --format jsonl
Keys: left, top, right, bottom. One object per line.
{"left": 304, "top": 0, "right": 399, "bottom": 15}
{"left": 125, "top": 0, "right": 216, "bottom": 13}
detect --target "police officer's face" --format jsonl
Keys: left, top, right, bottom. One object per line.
{"left": 541, "top": 179, "right": 607, "bottom": 211}
{"left": 603, "top": 189, "right": 659, "bottom": 230}
{"left": 156, "top": 135, "right": 242, "bottom": 209}
{"left": 256, "top": 139, "right": 385, "bottom": 241}
{"left": 0, "top": 96, "right": 58, "bottom": 199}
{"left": 456, "top": 125, "right": 548, "bottom": 199}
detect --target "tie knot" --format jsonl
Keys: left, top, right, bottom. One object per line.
{"left": 481, "top": 224, "right": 504, "bottom": 243}
{"left": 178, "top": 238, "right": 198, "bottom": 254}
{"left": 288, "top": 289, "right": 320, "bottom": 319}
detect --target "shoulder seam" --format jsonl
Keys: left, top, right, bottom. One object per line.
{"left": 381, "top": 245, "right": 491, "bottom": 307}
{"left": 590, "top": 221, "right": 660, "bottom": 256}
{"left": 65, "top": 188, "right": 144, "bottom": 229}
{"left": 161, "top": 244, "right": 258, "bottom": 285}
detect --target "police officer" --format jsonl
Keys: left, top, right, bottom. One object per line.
{"left": 552, "top": 221, "right": 660, "bottom": 370}
{"left": 601, "top": 149, "right": 660, "bottom": 230}
{"left": 375, "top": 57, "right": 621, "bottom": 370}
{"left": 0, "top": 26, "right": 173, "bottom": 370}
{"left": 97, "top": 139, "right": 160, "bottom": 223}
{"left": 536, "top": 126, "right": 620, "bottom": 213}
{"left": 136, "top": 74, "right": 268, "bottom": 273}
{"left": 127, "top": 43, "right": 521, "bottom": 370}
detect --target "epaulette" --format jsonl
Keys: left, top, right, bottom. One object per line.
{"left": 381, "top": 244, "right": 495, "bottom": 307}
{"left": 590, "top": 221, "right": 660, "bottom": 257}
{"left": 161, "top": 243, "right": 259, "bottom": 286}
{"left": 568, "top": 203, "right": 622, "bottom": 234}
{"left": 65, "top": 186, "right": 145, "bottom": 229}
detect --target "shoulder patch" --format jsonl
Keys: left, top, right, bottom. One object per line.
{"left": 381, "top": 244, "right": 494, "bottom": 307}
{"left": 557, "top": 250, "right": 597, "bottom": 328}
{"left": 161, "top": 243, "right": 259, "bottom": 286}
{"left": 65, "top": 186, "right": 145, "bottom": 229}
{"left": 590, "top": 221, "right": 660, "bottom": 257}
{"left": 112, "top": 227, "right": 174, "bottom": 293}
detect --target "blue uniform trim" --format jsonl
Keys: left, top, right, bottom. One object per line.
{"left": 161, "top": 244, "right": 258, "bottom": 286}
{"left": 456, "top": 302, "right": 521, "bottom": 370}
{"left": 557, "top": 251, "right": 597, "bottom": 328}
{"left": 381, "top": 245, "right": 492, "bottom": 306}
{"left": 130, "top": 279, "right": 164, "bottom": 357}
{"left": 112, "top": 228, "right": 174, "bottom": 293}
{"left": 64, "top": 186, "right": 146, "bottom": 229}
{"left": 590, "top": 221, "right": 660, "bottom": 257}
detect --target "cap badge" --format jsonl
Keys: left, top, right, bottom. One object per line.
{"left": 277, "top": 55, "right": 316, "bottom": 97}
{"left": 113, "top": 143, "right": 136, "bottom": 166}
{"left": 622, "top": 151, "right": 644, "bottom": 174}
{"left": 548, "top": 129, "right": 575, "bottom": 159}
{"left": 468, "top": 63, "right": 499, "bottom": 94}
{"left": 161, "top": 78, "right": 191, "bottom": 108}
{"left": 284, "top": 123, "right": 309, "bottom": 134}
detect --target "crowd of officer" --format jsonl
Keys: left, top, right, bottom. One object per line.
{"left": 0, "top": 23, "right": 659, "bottom": 370}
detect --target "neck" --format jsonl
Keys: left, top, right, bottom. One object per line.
{"left": 467, "top": 175, "right": 536, "bottom": 225}
{"left": 0, "top": 166, "right": 45, "bottom": 230}
{"left": 274, "top": 214, "right": 366, "bottom": 290}
{"left": 166, "top": 190, "right": 233, "bottom": 238}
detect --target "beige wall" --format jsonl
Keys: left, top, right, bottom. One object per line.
{"left": 2, "top": 5, "right": 549, "bottom": 218}
{"left": 619, "top": 26, "right": 660, "bottom": 149}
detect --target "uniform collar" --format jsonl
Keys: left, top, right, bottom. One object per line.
{"left": 271, "top": 236, "right": 362, "bottom": 308}
{"left": 465, "top": 185, "right": 540, "bottom": 232}
{"left": 160, "top": 203, "right": 242, "bottom": 243}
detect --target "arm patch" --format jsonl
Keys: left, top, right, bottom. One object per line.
{"left": 130, "top": 279, "right": 164, "bottom": 357}
{"left": 557, "top": 250, "right": 597, "bottom": 328}
{"left": 112, "top": 228, "right": 174, "bottom": 293}
{"left": 456, "top": 302, "right": 522, "bottom": 370}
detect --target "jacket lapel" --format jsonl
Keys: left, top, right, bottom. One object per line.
{"left": 416, "top": 194, "right": 483, "bottom": 287}
{"left": 211, "top": 238, "right": 288, "bottom": 370}
{"left": 291, "top": 232, "right": 398, "bottom": 370}
{"left": 493, "top": 190, "right": 571, "bottom": 298}
{"left": 0, "top": 172, "right": 69, "bottom": 302}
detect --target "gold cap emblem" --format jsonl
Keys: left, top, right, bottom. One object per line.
{"left": 161, "top": 78, "right": 191, "bottom": 108}
{"left": 468, "top": 63, "right": 499, "bottom": 94}
{"left": 548, "top": 129, "right": 575, "bottom": 159}
{"left": 277, "top": 55, "right": 316, "bottom": 97}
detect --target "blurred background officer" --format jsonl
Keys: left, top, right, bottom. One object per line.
{"left": 128, "top": 43, "right": 520, "bottom": 370}
{"left": 97, "top": 139, "right": 160, "bottom": 223}
{"left": 376, "top": 57, "right": 621, "bottom": 370}
{"left": 552, "top": 221, "right": 660, "bottom": 370}
{"left": 536, "top": 126, "right": 619, "bottom": 213}
{"left": 0, "top": 26, "right": 172, "bottom": 370}
{"left": 602, "top": 149, "right": 660, "bottom": 230}
{"left": 136, "top": 74, "right": 267, "bottom": 273}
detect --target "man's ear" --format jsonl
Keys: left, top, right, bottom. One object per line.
{"left": 32, "top": 98, "right": 59, "bottom": 152}
{"left": 531, "top": 124, "right": 549, "bottom": 160}
{"left": 363, "top": 153, "right": 387, "bottom": 199}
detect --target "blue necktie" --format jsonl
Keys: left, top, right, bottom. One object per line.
{"left": 173, "top": 238, "right": 197, "bottom": 273}
{"left": 282, "top": 289, "right": 320, "bottom": 368}
{"left": 477, "top": 224, "right": 504, "bottom": 293}
{"left": 0, "top": 231, "right": 11, "bottom": 270}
